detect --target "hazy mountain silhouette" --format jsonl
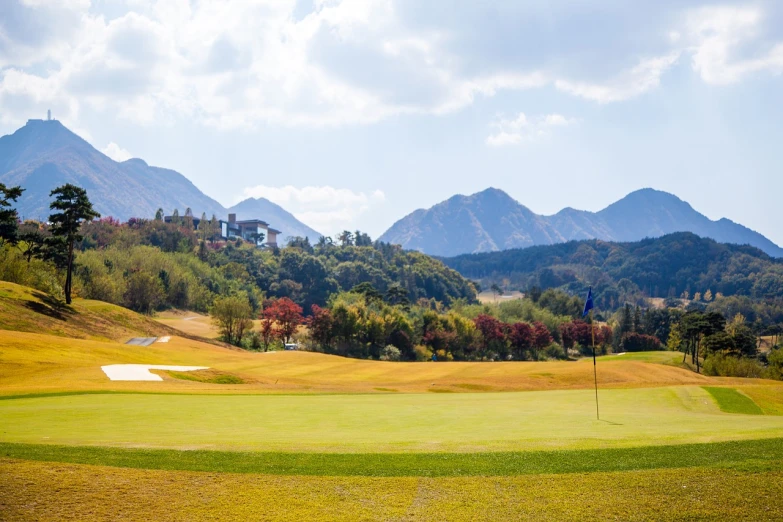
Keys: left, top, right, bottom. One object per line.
{"left": 0, "top": 120, "right": 320, "bottom": 240}
{"left": 379, "top": 187, "right": 783, "bottom": 258}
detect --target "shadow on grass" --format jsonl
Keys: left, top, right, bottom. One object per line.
{"left": 24, "top": 292, "right": 75, "bottom": 321}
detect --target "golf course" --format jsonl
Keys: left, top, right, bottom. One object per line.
{"left": 1, "top": 282, "right": 782, "bottom": 520}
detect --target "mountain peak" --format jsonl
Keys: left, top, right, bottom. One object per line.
{"left": 121, "top": 158, "right": 148, "bottom": 168}
{"left": 625, "top": 187, "right": 683, "bottom": 200}
{"left": 380, "top": 188, "right": 783, "bottom": 258}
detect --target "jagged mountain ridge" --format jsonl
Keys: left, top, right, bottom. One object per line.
{"left": 0, "top": 120, "right": 321, "bottom": 241}
{"left": 379, "top": 187, "right": 783, "bottom": 258}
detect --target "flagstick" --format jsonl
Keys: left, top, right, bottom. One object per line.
{"left": 591, "top": 310, "right": 599, "bottom": 421}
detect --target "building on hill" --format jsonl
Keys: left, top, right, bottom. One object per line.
{"left": 163, "top": 213, "right": 280, "bottom": 248}
{"left": 27, "top": 110, "right": 56, "bottom": 125}
{"left": 220, "top": 214, "right": 280, "bottom": 248}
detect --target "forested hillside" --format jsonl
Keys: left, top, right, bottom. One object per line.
{"left": 443, "top": 232, "right": 783, "bottom": 308}
{"left": 69, "top": 218, "right": 477, "bottom": 314}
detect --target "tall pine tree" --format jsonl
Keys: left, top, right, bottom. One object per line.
{"left": 48, "top": 184, "right": 100, "bottom": 304}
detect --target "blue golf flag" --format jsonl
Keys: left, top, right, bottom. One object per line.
{"left": 582, "top": 287, "right": 594, "bottom": 317}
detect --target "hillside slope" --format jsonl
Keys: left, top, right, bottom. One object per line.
{"left": 380, "top": 188, "right": 783, "bottom": 258}
{"left": 442, "top": 232, "right": 783, "bottom": 302}
{"left": 0, "top": 281, "right": 175, "bottom": 342}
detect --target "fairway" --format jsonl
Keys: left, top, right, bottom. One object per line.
{"left": 2, "top": 290, "right": 783, "bottom": 520}
{"left": 2, "top": 386, "right": 782, "bottom": 452}
{"left": 3, "top": 329, "right": 774, "bottom": 396}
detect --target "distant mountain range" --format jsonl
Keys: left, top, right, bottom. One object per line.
{"left": 4, "top": 120, "right": 780, "bottom": 257}
{"left": 0, "top": 120, "right": 322, "bottom": 242}
{"left": 379, "top": 188, "right": 783, "bottom": 258}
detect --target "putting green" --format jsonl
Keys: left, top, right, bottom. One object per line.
{"left": 2, "top": 386, "right": 781, "bottom": 452}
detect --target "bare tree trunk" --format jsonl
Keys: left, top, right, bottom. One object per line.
{"left": 65, "top": 241, "right": 74, "bottom": 305}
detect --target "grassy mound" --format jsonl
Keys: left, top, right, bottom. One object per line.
{"left": 0, "top": 281, "right": 175, "bottom": 342}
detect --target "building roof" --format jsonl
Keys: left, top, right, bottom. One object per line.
{"left": 235, "top": 219, "right": 269, "bottom": 226}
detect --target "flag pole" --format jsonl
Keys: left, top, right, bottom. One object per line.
{"left": 591, "top": 310, "right": 599, "bottom": 421}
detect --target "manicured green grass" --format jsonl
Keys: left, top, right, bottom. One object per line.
{"left": 704, "top": 387, "right": 764, "bottom": 415}
{"left": 2, "top": 437, "right": 781, "bottom": 477}
{"left": 2, "top": 387, "right": 783, "bottom": 452}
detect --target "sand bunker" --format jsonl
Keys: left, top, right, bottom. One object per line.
{"left": 101, "top": 364, "right": 208, "bottom": 381}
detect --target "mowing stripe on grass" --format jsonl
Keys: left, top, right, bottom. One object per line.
{"left": 2, "top": 438, "right": 782, "bottom": 477}
{"left": 703, "top": 387, "right": 764, "bottom": 415}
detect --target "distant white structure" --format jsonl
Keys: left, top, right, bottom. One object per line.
{"left": 27, "top": 110, "right": 55, "bottom": 125}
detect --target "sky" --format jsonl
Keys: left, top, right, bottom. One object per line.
{"left": 1, "top": 0, "right": 782, "bottom": 245}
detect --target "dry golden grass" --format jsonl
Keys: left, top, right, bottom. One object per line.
{"left": 740, "top": 385, "right": 783, "bottom": 415}
{"left": 2, "top": 329, "right": 778, "bottom": 396}
{"left": 154, "top": 310, "right": 222, "bottom": 338}
{"left": 0, "top": 281, "right": 174, "bottom": 342}
{"left": 1, "top": 458, "right": 781, "bottom": 521}
{"left": 154, "top": 310, "right": 292, "bottom": 341}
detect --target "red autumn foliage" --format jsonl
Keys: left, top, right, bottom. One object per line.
{"left": 308, "top": 304, "right": 334, "bottom": 348}
{"left": 560, "top": 320, "right": 593, "bottom": 349}
{"left": 262, "top": 297, "right": 303, "bottom": 344}
{"left": 532, "top": 321, "right": 553, "bottom": 349}
{"left": 474, "top": 314, "right": 505, "bottom": 349}
{"left": 423, "top": 328, "right": 457, "bottom": 353}
{"left": 508, "top": 322, "right": 534, "bottom": 353}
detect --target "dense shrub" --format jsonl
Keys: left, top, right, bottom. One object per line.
{"left": 620, "top": 332, "right": 663, "bottom": 352}
{"left": 380, "top": 345, "right": 401, "bottom": 361}
{"left": 766, "top": 348, "right": 783, "bottom": 380}
{"left": 0, "top": 246, "right": 64, "bottom": 300}
{"left": 703, "top": 353, "right": 764, "bottom": 378}
{"left": 545, "top": 343, "right": 567, "bottom": 360}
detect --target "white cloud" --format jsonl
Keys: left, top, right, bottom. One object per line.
{"left": 101, "top": 142, "right": 133, "bottom": 162}
{"left": 555, "top": 52, "right": 680, "bottom": 103}
{"left": 4, "top": 1, "right": 782, "bottom": 135}
{"left": 486, "top": 112, "right": 575, "bottom": 147}
{"left": 685, "top": 6, "right": 783, "bottom": 85}
{"left": 240, "top": 185, "right": 385, "bottom": 235}
{"left": 21, "top": 0, "right": 90, "bottom": 8}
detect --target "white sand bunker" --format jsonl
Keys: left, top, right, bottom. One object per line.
{"left": 102, "top": 364, "right": 208, "bottom": 381}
